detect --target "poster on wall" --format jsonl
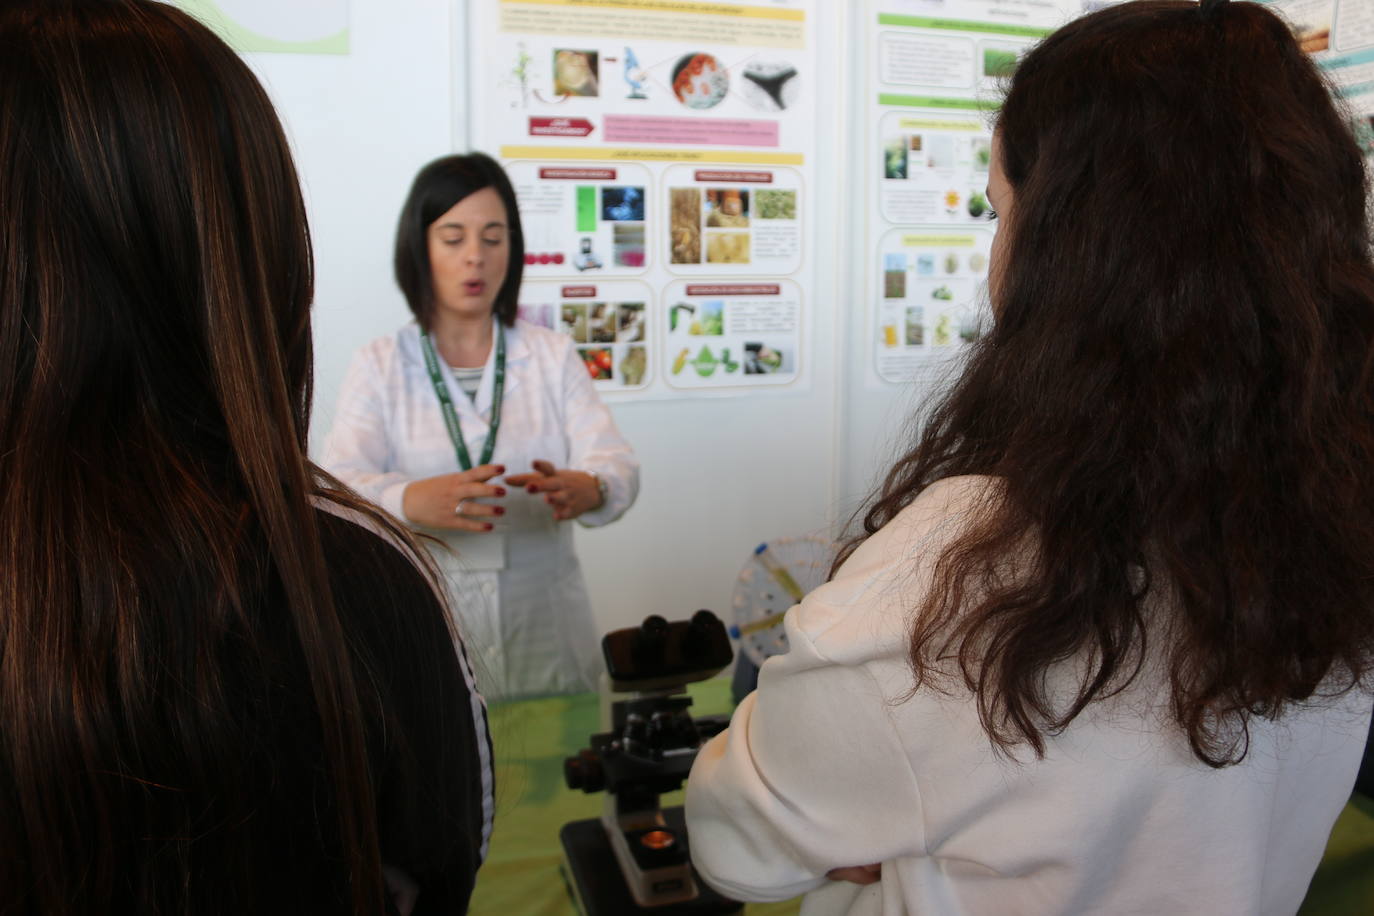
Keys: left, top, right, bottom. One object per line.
{"left": 467, "top": 0, "right": 818, "bottom": 400}
{"left": 1259, "top": 0, "right": 1374, "bottom": 166}
{"left": 864, "top": 0, "right": 1081, "bottom": 386}
{"left": 865, "top": 0, "right": 1374, "bottom": 386}
{"left": 177, "top": 0, "right": 350, "bottom": 54}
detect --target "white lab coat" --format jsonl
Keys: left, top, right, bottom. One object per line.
{"left": 322, "top": 318, "right": 639, "bottom": 700}
{"left": 685, "top": 476, "right": 1373, "bottom": 915}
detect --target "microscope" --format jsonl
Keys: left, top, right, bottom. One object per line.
{"left": 560, "top": 611, "right": 742, "bottom": 914}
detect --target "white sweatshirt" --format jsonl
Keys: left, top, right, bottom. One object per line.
{"left": 686, "top": 476, "right": 1371, "bottom": 915}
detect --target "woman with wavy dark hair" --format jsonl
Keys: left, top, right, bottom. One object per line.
{"left": 0, "top": 1, "right": 492, "bottom": 913}
{"left": 686, "top": 1, "right": 1374, "bottom": 912}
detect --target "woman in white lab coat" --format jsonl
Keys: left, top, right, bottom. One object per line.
{"left": 324, "top": 153, "right": 639, "bottom": 700}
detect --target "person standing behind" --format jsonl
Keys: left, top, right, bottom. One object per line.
{"left": 0, "top": 2, "right": 492, "bottom": 913}
{"left": 324, "top": 154, "right": 639, "bottom": 700}
{"left": 686, "top": 2, "right": 1374, "bottom": 913}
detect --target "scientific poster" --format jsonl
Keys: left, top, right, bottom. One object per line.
{"left": 1260, "top": 0, "right": 1374, "bottom": 164}
{"left": 865, "top": 0, "right": 1079, "bottom": 385}
{"left": 468, "top": 0, "right": 817, "bottom": 399}
{"left": 867, "top": 0, "right": 1374, "bottom": 385}
{"left": 176, "top": 0, "right": 350, "bottom": 54}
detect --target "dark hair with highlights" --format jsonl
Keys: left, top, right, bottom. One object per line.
{"left": 0, "top": 1, "right": 453, "bottom": 911}
{"left": 840, "top": 0, "right": 1374, "bottom": 766}
{"left": 394, "top": 152, "right": 526, "bottom": 328}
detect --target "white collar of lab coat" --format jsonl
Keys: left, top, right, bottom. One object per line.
{"left": 399, "top": 317, "right": 529, "bottom": 428}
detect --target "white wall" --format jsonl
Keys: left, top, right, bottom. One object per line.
{"left": 234, "top": 1, "right": 920, "bottom": 636}
{"left": 235, "top": 1, "right": 458, "bottom": 456}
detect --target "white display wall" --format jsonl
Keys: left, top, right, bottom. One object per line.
{"left": 198, "top": 0, "right": 848, "bottom": 637}
{"left": 181, "top": 0, "right": 1373, "bottom": 637}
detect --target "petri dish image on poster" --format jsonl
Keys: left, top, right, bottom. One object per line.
{"left": 671, "top": 53, "right": 729, "bottom": 110}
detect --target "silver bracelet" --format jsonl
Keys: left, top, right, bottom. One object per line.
{"left": 585, "top": 470, "right": 609, "bottom": 508}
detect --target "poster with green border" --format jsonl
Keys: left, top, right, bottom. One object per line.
{"left": 176, "top": 0, "right": 350, "bottom": 55}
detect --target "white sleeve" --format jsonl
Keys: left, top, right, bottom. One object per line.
{"left": 683, "top": 478, "right": 995, "bottom": 903}
{"left": 320, "top": 346, "right": 415, "bottom": 522}
{"left": 556, "top": 339, "right": 640, "bottom": 527}
{"left": 683, "top": 604, "right": 927, "bottom": 902}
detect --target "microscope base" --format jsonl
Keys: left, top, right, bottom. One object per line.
{"left": 560, "top": 806, "right": 743, "bottom": 916}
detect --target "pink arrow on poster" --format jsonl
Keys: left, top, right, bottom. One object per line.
{"left": 529, "top": 117, "right": 595, "bottom": 138}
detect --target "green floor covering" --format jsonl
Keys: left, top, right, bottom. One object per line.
{"left": 468, "top": 679, "right": 1374, "bottom": 916}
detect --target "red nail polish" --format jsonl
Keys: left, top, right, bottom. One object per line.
{"left": 527, "top": 484, "right": 538, "bottom": 493}
{"left": 495, "top": 487, "right": 507, "bottom": 497}
{"left": 495, "top": 465, "right": 505, "bottom": 474}
{"left": 494, "top": 506, "right": 506, "bottom": 516}
{"left": 484, "top": 522, "right": 494, "bottom": 531}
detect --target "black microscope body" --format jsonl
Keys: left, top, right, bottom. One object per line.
{"left": 560, "top": 612, "right": 742, "bottom": 914}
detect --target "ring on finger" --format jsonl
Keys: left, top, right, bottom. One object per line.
{"left": 455, "top": 499, "right": 471, "bottom": 517}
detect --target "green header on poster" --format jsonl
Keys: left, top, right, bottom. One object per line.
{"left": 877, "top": 14, "right": 1053, "bottom": 39}
{"left": 879, "top": 94, "right": 999, "bottom": 112}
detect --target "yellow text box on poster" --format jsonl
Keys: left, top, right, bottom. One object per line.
{"left": 500, "top": 0, "right": 805, "bottom": 48}
{"left": 502, "top": 145, "right": 805, "bottom": 165}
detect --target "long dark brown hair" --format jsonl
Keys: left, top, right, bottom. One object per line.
{"left": 841, "top": 0, "right": 1374, "bottom": 766}
{"left": 0, "top": 1, "right": 434, "bottom": 910}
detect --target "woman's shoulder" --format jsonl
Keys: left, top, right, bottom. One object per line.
{"left": 791, "top": 475, "right": 999, "bottom": 663}
{"left": 844, "top": 475, "right": 999, "bottom": 575}
{"left": 315, "top": 496, "right": 411, "bottom": 553}
{"left": 510, "top": 318, "right": 574, "bottom": 358}
{"left": 346, "top": 323, "right": 422, "bottom": 372}
{"left": 313, "top": 502, "right": 445, "bottom": 638}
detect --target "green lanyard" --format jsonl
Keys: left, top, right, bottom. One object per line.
{"left": 419, "top": 324, "right": 506, "bottom": 471}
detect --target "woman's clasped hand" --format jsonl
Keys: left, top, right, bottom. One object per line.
{"left": 505, "top": 460, "right": 604, "bottom": 522}
{"left": 401, "top": 460, "right": 605, "bottom": 530}
{"left": 402, "top": 464, "right": 508, "bottom": 532}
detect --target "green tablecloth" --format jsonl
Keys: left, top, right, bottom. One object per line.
{"left": 1301, "top": 793, "right": 1374, "bottom": 915}
{"left": 468, "top": 678, "right": 1374, "bottom": 915}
